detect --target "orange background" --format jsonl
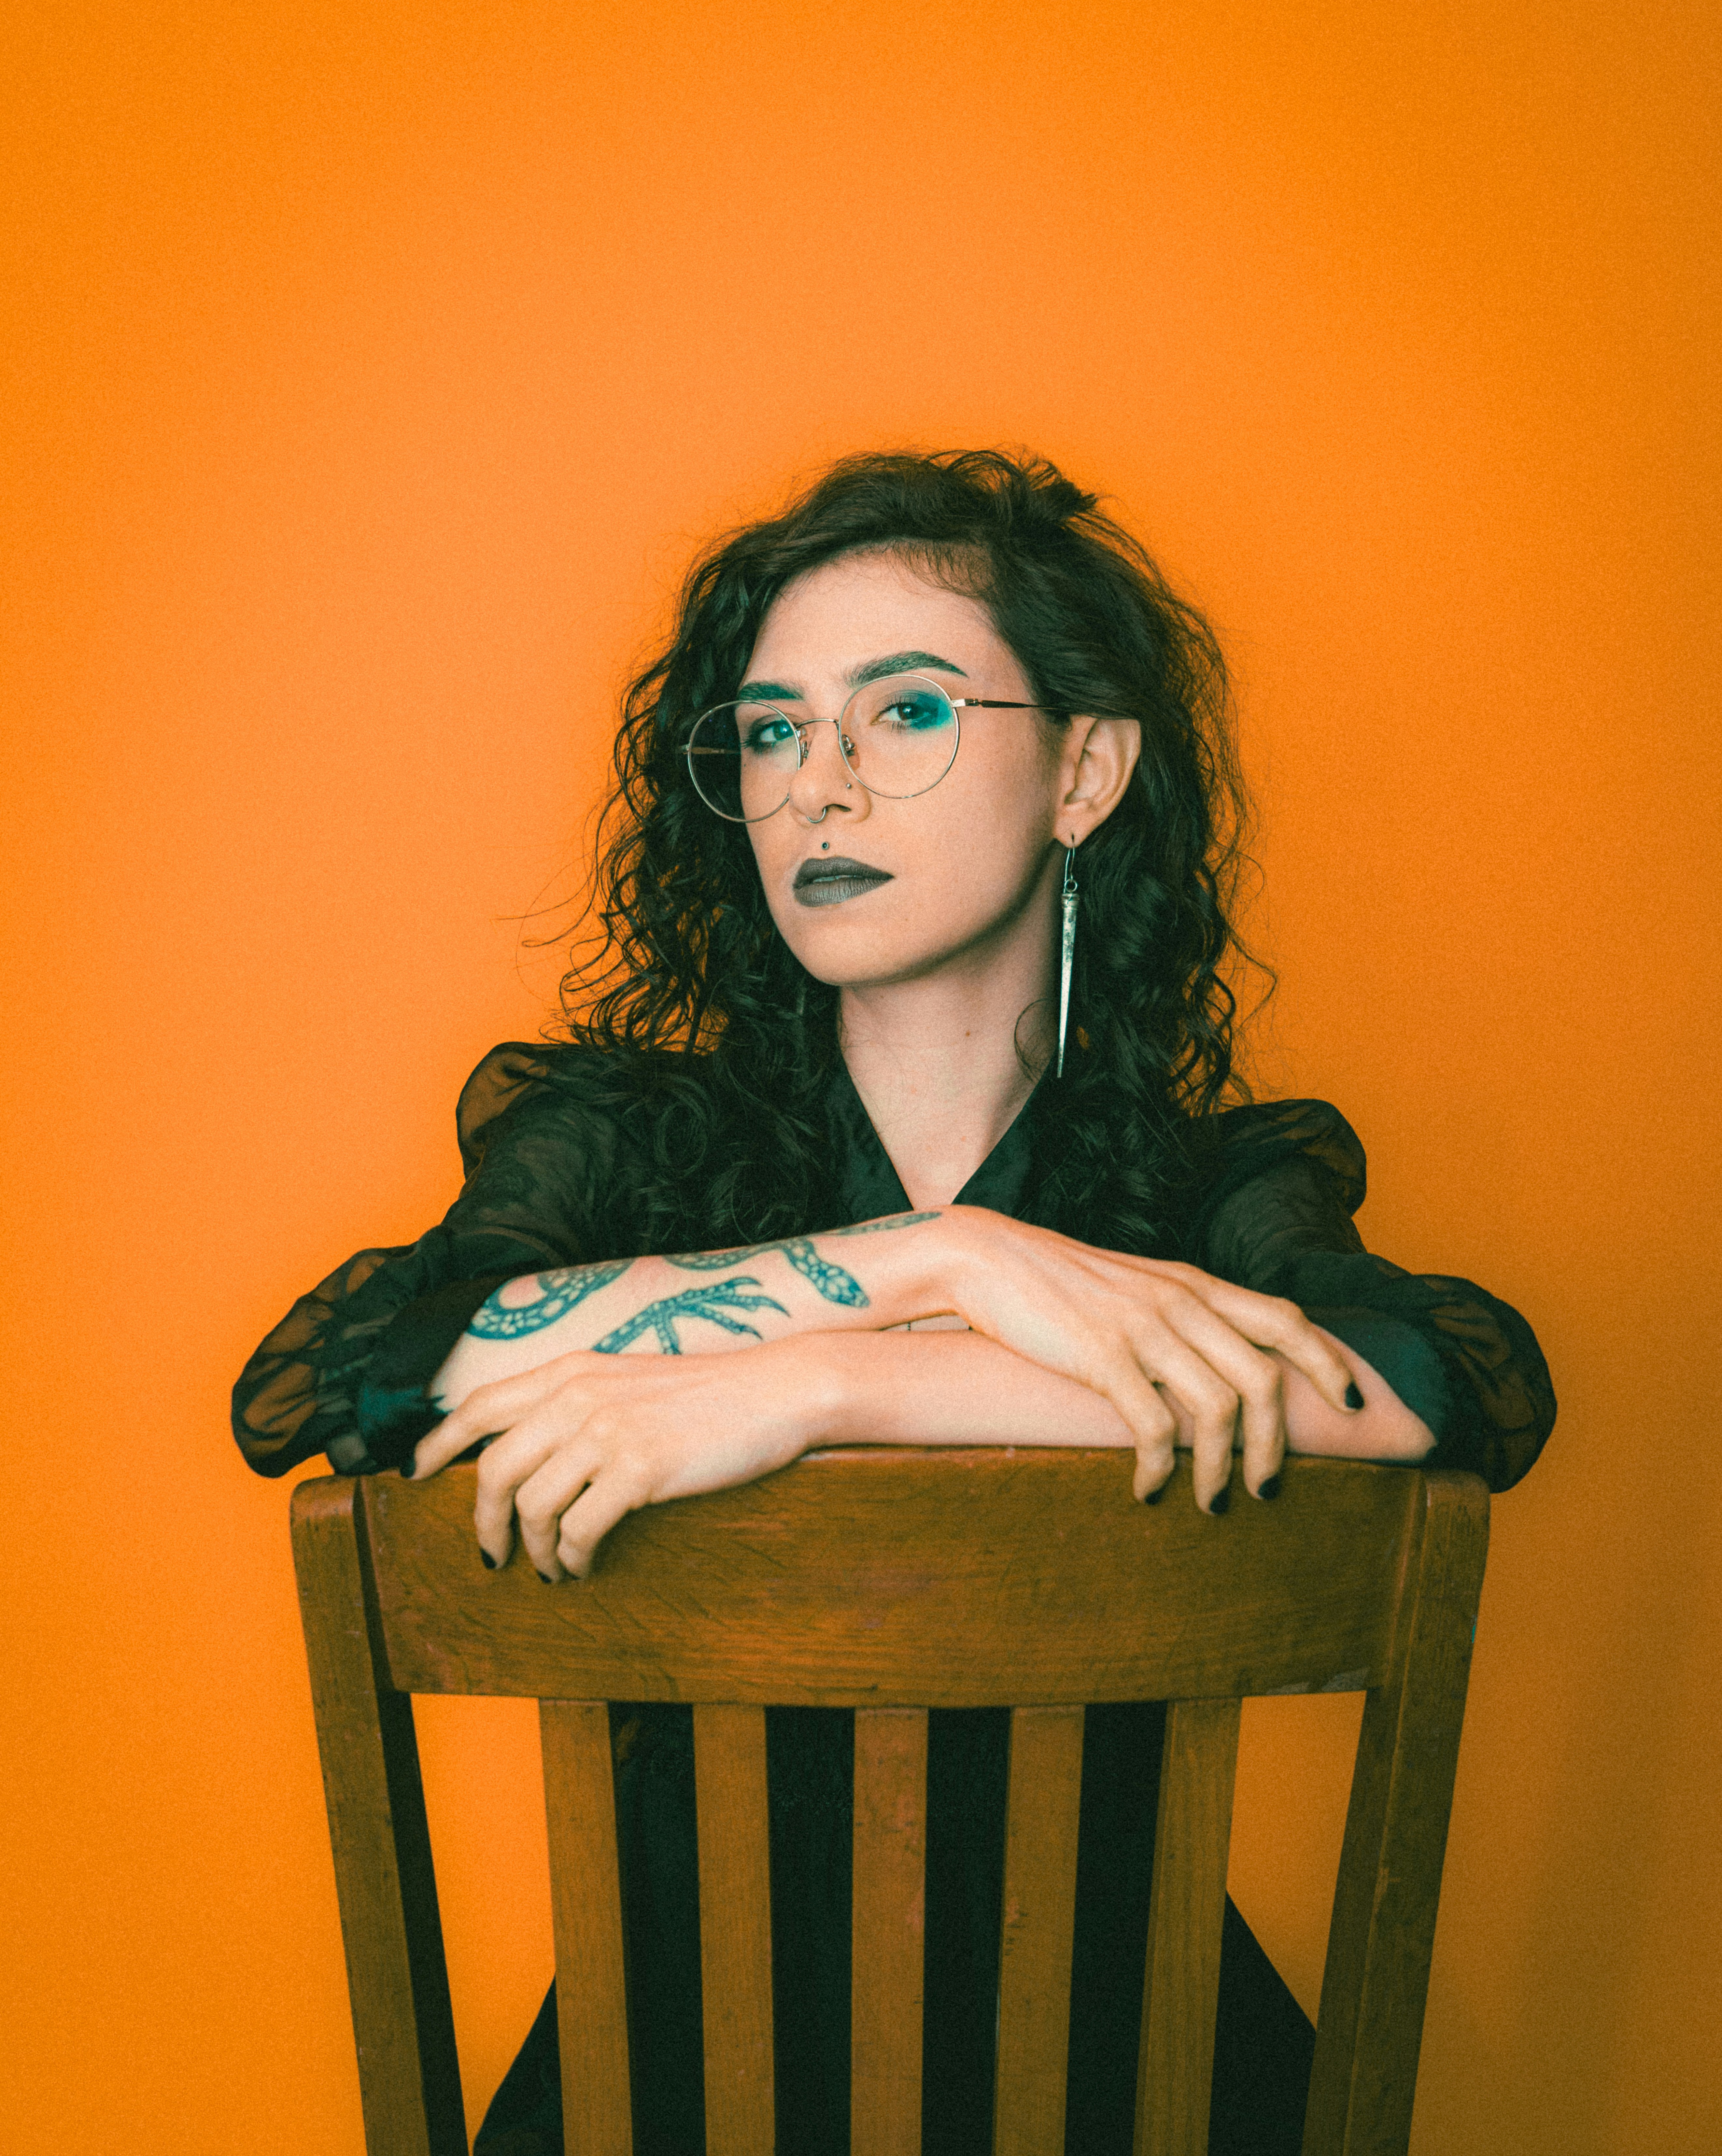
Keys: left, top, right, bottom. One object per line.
{"left": 4, "top": 3, "right": 1716, "bottom": 2148}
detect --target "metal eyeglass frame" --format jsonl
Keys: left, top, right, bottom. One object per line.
{"left": 684, "top": 671, "right": 1055, "bottom": 824}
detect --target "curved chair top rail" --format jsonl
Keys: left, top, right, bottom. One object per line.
{"left": 295, "top": 1449, "right": 1482, "bottom": 1709}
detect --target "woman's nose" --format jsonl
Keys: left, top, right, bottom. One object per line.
{"left": 786, "top": 719, "right": 866, "bottom": 826}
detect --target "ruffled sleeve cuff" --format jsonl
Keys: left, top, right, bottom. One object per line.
{"left": 346, "top": 1273, "right": 514, "bottom": 1473}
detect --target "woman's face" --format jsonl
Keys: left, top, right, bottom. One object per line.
{"left": 737, "top": 551, "right": 1127, "bottom": 995}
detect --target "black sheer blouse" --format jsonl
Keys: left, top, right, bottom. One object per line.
{"left": 234, "top": 1041, "right": 1555, "bottom": 1493}
{"left": 234, "top": 1046, "right": 1554, "bottom": 2155}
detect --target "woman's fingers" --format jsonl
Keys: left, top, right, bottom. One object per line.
{"left": 409, "top": 1368, "right": 556, "bottom": 1480}
{"left": 472, "top": 1415, "right": 584, "bottom": 1566}
{"left": 1120, "top": 1321, "right": 1242, "bottom": 1511}
{"left": 408, "top": 1407, "right": 488, "bottom": 1482}
{"left": 555, "top": 1462, "right": 655, "bottom": 1580}
{"left": 511, "top": 1439, "right": 613, "bottom": 1579}
{"left": 1131, "top": 1285, "right": 1288, "bottom": 1500}
{"left": 1173, "top": 1273, "right": 1356, "bottom": 1414}
{"left": 951, "top": 1225, "right": 1336, "bottom": 1510}
{"left": 409, "top": 1350, "right": 621, "bottom": 1481}
{"left": 1127, "top": 1381, "right": 1180, "bottom": 1502}
{"left": 453, "top": 1346, "right": 817, "bottom": 1576}
{"left": 1094, "top": 1353, "right": 1179, "bottom": 1489}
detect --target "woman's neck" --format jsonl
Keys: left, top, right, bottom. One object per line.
{"left": 837, "top": 945, "right": 1056, "bottom": 1209}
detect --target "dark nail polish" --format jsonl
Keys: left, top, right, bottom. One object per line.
{"left": 536, "top": 1571, "right": 556, "bottom": 1585}
{"left": 1142, "top": 1485, "right": 1163, "bottom": 1505}
{"left": 1345, "top": 1382, "right": 1364, "bottom": 1410}
{"left": 397, "top": 1463, "right": 415, "bottom": 1479}
{"left": 1208, "top": 1486, "right": 1230, "bottom": 1517}
{"left": 479, "top": 1550, "right": 496, "bottom": 1570}
{"left": 1258, "top": 1473, "right": 1281, "bottom": 1501}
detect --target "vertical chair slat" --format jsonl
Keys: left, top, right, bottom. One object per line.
{"left": 852, "top": 1707, "right": 929, "bottom": 2156}
{"left": 1302, "top": 1472, "right": 1490, "bottom": 2156}
{"left": 1134, "top": 1697, "right": 1242, "bottom": 2156}
{"left": 290, "top": 1479, "right": 466, "bottom": 2156}
{"left": 541, "top": 1700, "right": 633, "bottom": 2156}
{"left": 694, "top": 1705, "right": 776, "bottom": 2156}
{"left": 992, "top": 1706, "right": 1086, "bottom": 2156}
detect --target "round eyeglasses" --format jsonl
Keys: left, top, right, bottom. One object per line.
{"left": 685, "top": 672, "right": 1053, "bottom": 824}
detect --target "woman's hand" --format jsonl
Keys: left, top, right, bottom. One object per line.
{"left": 406, "top": 1335, "right": 836, "bottom": 1581}
{"left": 931, "top": 1208, "right": 1362, "bottom": 1511}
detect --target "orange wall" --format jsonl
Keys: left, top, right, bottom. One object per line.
{"left": 4, "top": 3, "right": 1716, "bottom": 2148}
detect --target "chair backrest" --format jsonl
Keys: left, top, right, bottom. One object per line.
{"left": 290, "top": 1449, "right": 1489, "bottom": 2156}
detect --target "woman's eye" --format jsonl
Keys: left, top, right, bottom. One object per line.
{"left": 743, "top": 717, "right": 797, "bottom": 753}
{"left": 877, "top": 695, "right": 951, "bottom": 731}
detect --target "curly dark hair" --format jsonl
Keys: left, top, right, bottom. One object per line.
{"left": 557, "top": 448, "right": 1260, "bottom": 1256}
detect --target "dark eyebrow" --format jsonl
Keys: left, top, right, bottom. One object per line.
{"left": 848, "top": 650, "right": 969, "bottom": 687}
{"left": 733, "top": 652, "right": 970, "bottom": 703}
{"left": 732, "top": 679, "right": 803, "bottom": 703}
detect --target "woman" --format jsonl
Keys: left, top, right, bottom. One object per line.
{"left": 235, "top": 450, "right": 1554, "bottom": 2155}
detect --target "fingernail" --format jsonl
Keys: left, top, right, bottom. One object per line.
{"left": 536, "top": 1571, "right": 556, "bottom": 1585}
{"left": 1142, "top": 1485, "right": 1163, "bottom": 1506}
{"left": 1258, "top": 1473, "right": 1281, "bottom": 1501}
{"left": 398, "top": 1463, "right": 415, "bottom": 1479}
{"left": 479, "top": 1550, "right": 496, "bottom": 1570}
{"left": 1345, "top": 1382, "right": 1364, "bottom": 1410}
{"left": 1208, "top": 1487, "right": 1230, "bottom": 1517}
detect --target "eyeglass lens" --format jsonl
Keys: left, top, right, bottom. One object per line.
{"left": 685, "top": 673, "right": 961, "bottom": 822}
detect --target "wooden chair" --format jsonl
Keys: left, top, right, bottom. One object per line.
{"left": 291, "top": 1449, "right": 1489, "bottom": 2156}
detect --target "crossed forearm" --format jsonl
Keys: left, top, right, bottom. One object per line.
{"left": 429, "top": 1207, "right": 1434, "bottom": 1468}
{"left": 806, "top": 1329, "right": 1432, "bottom": 1462}
{"left": 431, "top": 1210, "right": 950, "bottom": 1409}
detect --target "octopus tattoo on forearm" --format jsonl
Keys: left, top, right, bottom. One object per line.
{"left": 463, "top": 1209, "right": 942, "bottom": 1347}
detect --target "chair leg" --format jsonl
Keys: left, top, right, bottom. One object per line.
{"left": 1302, "top": 1473, "right": 1490, "bottom": 2156}
{"left": 292, "top": 1478, "right": 467, "bottom": 2156}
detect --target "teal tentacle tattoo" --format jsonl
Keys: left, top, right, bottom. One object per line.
{"left": 665, "top": 1242, "right": 795, "bottom": 1270}
{"left": 663, "top": 1212, "right": 939, "bottom": 1309}
{"left": 831, "top": 1211, "right": 942, "bottom": 1236}
{"left": 781, "top": 1243, "right": 869, "bottom": 1307}
{"left": 668, "top": 1237, "right": 867, "bottom": 1308}
{"left": 593, "top": 1275, "right": 790, "bottom": 1355}
{"left": 466, "top": 1258, "right": 634, "bottom": 1340}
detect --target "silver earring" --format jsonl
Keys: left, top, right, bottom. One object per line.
{"left": 1056, "top": 842, "right": 1079, "bottom": 1078}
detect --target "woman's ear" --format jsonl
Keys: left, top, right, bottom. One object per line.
{"left": 1057, "top": 717, "right": 1141, "bottom": 842}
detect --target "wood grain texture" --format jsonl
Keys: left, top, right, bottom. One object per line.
{"left": 1302, "top": 1472, "right": 1490, "bottom": 2156}
{"left": 364, "top": 1455, "right": 1416, "bottom": 1707}
{"left": 1135, "top": 1697, "right": 1243, "bottom": 2156}
{"left": 992, "top": 1707, "right": 1086, "bottom": 2156}
{"left": 289, "top": 1479, "right": 466, "bottom": 2156}
{"left": 694, "top": 1705, "right": 775, "bottom": 2156}
{"left": 541, "top": 1700, "right": 633, "bottom": 2156}
{"left": 852, "top": 1708, "right": 928, "bottom": 2156}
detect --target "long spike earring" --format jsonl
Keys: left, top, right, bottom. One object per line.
{"left": 1056, "top": 840, "right": 1080, "bottom": 1078}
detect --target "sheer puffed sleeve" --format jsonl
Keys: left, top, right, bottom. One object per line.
{"left": 232, "top": 1044, "right": 639, "bottom": 1477}
{"left": 1188, "top": 1100, "right": 1556, "bottom": 1492}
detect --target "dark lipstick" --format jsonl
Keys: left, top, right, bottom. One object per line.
{"left": 791, "top": 855, "right": 895, "bottom": 908}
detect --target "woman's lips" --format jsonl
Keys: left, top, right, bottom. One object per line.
{"left": 791, "top": 855, "right": 895, "bottom": 908}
